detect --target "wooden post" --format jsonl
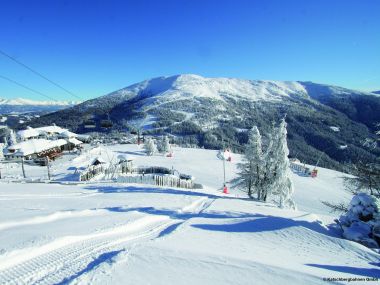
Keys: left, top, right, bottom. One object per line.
{"left": 21, "top": 157, "right": 26, "bottom": 178}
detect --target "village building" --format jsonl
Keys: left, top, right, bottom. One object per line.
{"left": 4, "top": 139, "right": 68, "bottom": 160}
{"left": 17, "top": 125, "right": 68, "bottom": 141}
{"left": 4, "top": 125, "right": 86, "bottom": 161}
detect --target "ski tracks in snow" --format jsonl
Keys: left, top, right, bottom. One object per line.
{"left": 0, "top": 216, "right": 173, "bottom": 285}
{"left": 0, "top": 196, "right": 216, "bottom": 285}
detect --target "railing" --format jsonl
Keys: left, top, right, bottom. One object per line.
{"left": 290, "top": 162, "right": 312, "bottom": 176}
{"left": 79, "top": 163, "right": 194, "bottom": 188}
{"left": 117, "top": 174, "right": 194, "bottom": 189}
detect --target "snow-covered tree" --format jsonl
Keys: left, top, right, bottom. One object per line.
{"left": 324, "top": 123, "right": 380, "bottom": 247}
{"left": 339, "top": 193, "right": 380, "bottom": 248}
{"left": 235, "top": 120, "right": 296, "bottom": 209}
{"left": 8, "top": 129, "right": 17, "bottom": 146}
{"left": 157, "top": 136, "right": 170, "bottom": 153}
{"left": 236, "top": 126, "right": 264, "bottom": 198}
{"left": 0, "top": 143, "right": 4, "bottom": 159}
{"left": 268, "top": 119, "right": 296, "bottom": 209}
{"left": 344, "top": 124, "right": 380, "bottom": 198}
{"left": 144, "top": 138, "right": 157, "bottom": 156}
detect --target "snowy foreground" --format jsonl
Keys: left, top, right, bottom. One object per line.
{"left": 0, "top": 145, "right": 379, "bottom": 284}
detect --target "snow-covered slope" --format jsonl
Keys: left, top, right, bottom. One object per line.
{"left": 0, "top": 144, "right": 377, "bottom": 284}
{"left": 91, "top": 74, "right": 308, "bottom": 105}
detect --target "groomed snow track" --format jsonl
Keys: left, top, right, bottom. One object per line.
{"left": 0, "top": 197, "right": 215, "bottom": 285}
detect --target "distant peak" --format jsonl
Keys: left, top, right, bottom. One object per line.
{"left": 0, "top": 97, "right": 80, "bottom": 106}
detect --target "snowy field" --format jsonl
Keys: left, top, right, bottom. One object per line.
{"left": 0, "top": 144, "right": 378, "bottom": 284}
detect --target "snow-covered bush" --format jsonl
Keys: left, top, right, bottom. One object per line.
{"left": 339, "top": 193, "right": 380, "bottom": 248}
{"left": 144, "top": 138, "right": 157, "bottom": 156}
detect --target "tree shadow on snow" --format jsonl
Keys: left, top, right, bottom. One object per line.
{"left": 104, "top": 206, "right": 258, "bottom": 220}
{"left": 192, "top": 215, "right": 338, "bottom": 237}
{"left": 83, "top": 185, "right": 244, "bottom": 200}
{"left": 102, "top": 205, "right": 337, "bottom": 238}
{"left": 306, "top": 263, "right": 380, "bottom": 278}
{"left": 55, "top": 249, "right": 124, "bottom": 285}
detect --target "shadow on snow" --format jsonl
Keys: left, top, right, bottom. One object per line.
{"left": 191, "top": 215, "right": 338, "bottom": 237}
{"left": 55, "top": 249, "right": 124, "bottom": 285}
{"left": 83, "top": 185, "right": 339, "bottom": 238}
{"left": 102, "top": 205, "right": 338, "bottom": 238}
{"left": 83, "top": 185, "right": 237, "bottom": 200}
{"left": 306, "top": 263, "right": 380, "bottom": 278}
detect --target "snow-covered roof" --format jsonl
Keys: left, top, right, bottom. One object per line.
{"left": 76, "top": 134, "right": 91, "bottom": 139}
{"left": 91, "top": 156, "right": 107, "bottom": 165}
{"left": 117, "top": 154, "right": 133, "bottom": 162}
{"left": 68, "top": 138, "right": 83, "bottom": 145}
{"left": 59, "top": 131, "right": 78, "bottom": 138}
{"left": 329, "top": 126, "right": 340, "bottom": 132}
{"left": 17, "top": 125, "right": 79, "bottom": 140}
{"left": 35, "top": 125, "right": 67, "bottom": 134}
{"left": 17, "top": 128, "right": 40, "bottom": 139}
{"left": 5, "top": 139, "right": 67, "bottom": 156}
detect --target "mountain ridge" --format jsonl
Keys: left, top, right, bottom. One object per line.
{"left": 0, "top": 97, "right": 79, "bottom": 106}
{"left": 26, "top": 74, "right": 380, "bottom": 171}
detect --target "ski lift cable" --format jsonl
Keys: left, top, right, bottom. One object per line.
{"left": 0, "top": 74, "right": 57, "bottom": 101}
{"left": 0, "top": 49, "right": 82, "bottom": 100}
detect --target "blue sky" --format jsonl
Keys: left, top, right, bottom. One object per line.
{"left": 0, "top": 0, "right": 379, "bottom": 101}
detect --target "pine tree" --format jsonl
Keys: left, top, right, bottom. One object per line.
{"left": 144, "top": 138, "right": 157, "bottom": 156}
{"left": 236, "top": 126, "right": 264, "bottom": 198}
{"left": 259, "top": 134, "right": 274, "bottom": 202}
{"left": 0, "top": 143, "right": 4, "bottom": 159}
{"left": 158, "top": 136, "right": 170, "bottom": 153}
{"left": 236, "top": 120, "right": 296, "bottom": 209}
{"left": 269, "top": 119, "right": 296, "bottom": 209}
{"left": 8, "top": 129, "right": 17, "bottom": 146}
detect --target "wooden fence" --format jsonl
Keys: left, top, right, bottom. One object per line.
{"left": 290, "top": 162, "right": 312, "bottom": 176}
{"left": 79, "top": 164, "right": 194, "bottom": 188}
{"left": 117, "top": 174, "right": 194, "bottom": 189}
{"left": 79, "top": 165, "right": 111, "bottom": 181}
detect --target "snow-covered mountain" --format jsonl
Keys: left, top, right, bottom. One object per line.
{"left": 0, "top": 97, "right": 78, "bottom": 106}
{"left": 0, "top": 97, "right": 80, "bottom": 114}
{"left": 30, "top": 74, "right": 380, "bottom": 170}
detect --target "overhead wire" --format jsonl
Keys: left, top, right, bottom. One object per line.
{"left": 0, "top": 49, "right": 82, "bottom": 100}
{"left": 0, "top": 74, "right": 57, "bottom": 101}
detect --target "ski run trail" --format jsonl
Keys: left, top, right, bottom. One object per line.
{"left": 0, "top": 196, "right": 214, "bottom": 285}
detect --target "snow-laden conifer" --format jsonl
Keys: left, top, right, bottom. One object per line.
{"left": 269, "top": 119, "right": 296, "bottom": 209}
{"left": 236, "top": 120, "right": 296, "bottom": 209}
{"left": 237, "top": 126, "right": 264, "bottom": 198}
{"left": 158, "top": 136, "right": 171, "bottom": 153}
{"left": 8, "top": 129, "right": 17, "bottom": 146}
{"left": 144, "top": 138, "right": 157, "bottom": 156}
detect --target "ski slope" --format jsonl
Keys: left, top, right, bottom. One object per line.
{"left": 0, "top": 145, "right": 378, "bottom": 284}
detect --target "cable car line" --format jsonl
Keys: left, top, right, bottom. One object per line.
{"left": 0, "top": 49, "right": 82, "bottom": 100}
{"left": 0, "top": 74, "right": 56, "bottom": 101}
